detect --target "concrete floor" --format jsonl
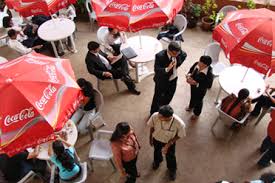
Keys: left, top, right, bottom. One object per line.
{"left": 1, "top": 21, "right": 275, "bottom": 183}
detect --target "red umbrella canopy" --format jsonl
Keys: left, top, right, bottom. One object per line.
{"left": 0, "top": 52, "right": 83, "bottom": 156}
{"left": 91, "top": 0, "right": 184, "bottom": 32}
{"left": 213, "top": 8, "right": 275, "bottom": 76}
{"left": 5, "top": 0, "right": 76, "bottom": 17}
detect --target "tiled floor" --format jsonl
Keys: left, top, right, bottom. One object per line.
{"left": 1, "top": 21, "right": 275, "bottom": 183}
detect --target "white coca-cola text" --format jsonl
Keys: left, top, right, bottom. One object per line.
{"left": 109, "top": 2, "right": 130, "bottom": 11}
{"left": 4, "top": 107, "right": 35, "bottom": 126}
{"left": 35, "top": 84, "right": 56, "bottom": 111}
{"left": 257, "top": 37, "right": 272, "bottom": 47}
{"left": 254, "top": 60, "right": 269, "bottom": 71}
{"left": 235, "top": 23, "right": 248, "bottom": 35}
{"left": 31, "top": 9, "right": 43, "bottom": 14}
{"left": 132, "top": 2, "right": 154, "bottom": 12}
{"left": 45, "top": 65, "right": 59, "bottom": 83}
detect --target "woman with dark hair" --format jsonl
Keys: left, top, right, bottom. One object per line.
{"left": 104, "top": 27, "right": 127, "bottom": 56}
{"left": 48, "top": 135, "right": 81, "bottom": 181}
{"left": 221, "top": 88, "right": 252, "bottom": 121}
{"left": 75, "top": 78, "right": 96, "bottom": 135}
{"left": 111, "top": 122, "right": 140, "bottom": 183}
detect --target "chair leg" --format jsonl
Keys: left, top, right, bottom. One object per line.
{"left": 97, "top": 78, "right": 101, "bottom": 91}
{"left": 89, "top": 159, "right": 94, "bottom": 172}
{"left": 87, "top": 125, "right": 94, "bottom": 141}
{"left": 254, "top": 108, "right": 270, "bottom": 126}
{"left": 211, "top": 117, "right": 219, "bottom": 137}
{"left": 113, "top": 79, "right": 119, "bottom": 92}
{"left": 110, "top": 159, "right": 116, "bottom": 171}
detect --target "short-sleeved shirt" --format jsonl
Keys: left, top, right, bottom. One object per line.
{"left": 50, "top": 147, "right": 80, "bottom": 180}
{"left": 147, "top": 113, "right": 186, "bottom": 143}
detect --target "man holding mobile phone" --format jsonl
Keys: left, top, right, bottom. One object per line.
{"left": 150, "top": 42, "right": 187, "bottom": 115}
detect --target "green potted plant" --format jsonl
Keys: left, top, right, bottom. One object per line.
{"left": 247, "top": 0, "right": 256, "bottom": 9}
{"left": 186, "top": 2, "right": 202, "bottom": 28}
{"left": 201, "top": 0, "right": 218, "bottom": 31}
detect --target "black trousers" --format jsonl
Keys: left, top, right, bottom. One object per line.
{"left": 251, "top": 95, "right": 275, "bottom": 116}
{"left": 122, "top": 157, "right": 138, "bottom": 183}
{"left": 103, "top": 57, "right": 136, "bottom": 91}
{"left": 150, "top": 78, "right": 177, "bottom": 115}
{"left": 188, "top": 85, "right": 207, "bottom": 116}
{"left": 153, "top": 138, "right": 177, "bottom": 172}
{"left": 258, "top": 136, "right": 275, "bottom": 166}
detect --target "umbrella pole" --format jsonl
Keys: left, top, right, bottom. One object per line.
{"left": 241, "top": 67, "right": 249, "bottom": 82}
{"left": 139, "top": 31, "right": 142, "bottom": 49}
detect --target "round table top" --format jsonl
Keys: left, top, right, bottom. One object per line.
{"left": 121, "top": 35, "right": 163, "bottom": 63}
{"left": 219, "top": 65, "right": 266, "bottom": 99}
{"left": 28, "top": 120, "right": 78, "bottom": 160}
{"left": 0, "top": 57, "right": 8, "bottom": 64}
{"left": 38, "top": 18, "right": 75, "bottom": 42}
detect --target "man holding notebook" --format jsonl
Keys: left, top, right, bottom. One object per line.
{"left": 85, "top": 41, "right": 140, "bottom": 95}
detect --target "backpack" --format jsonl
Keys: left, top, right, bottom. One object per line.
{"left": 206, "top": 66, "right": 214, "bottom": 89}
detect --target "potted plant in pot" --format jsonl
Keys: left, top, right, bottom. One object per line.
{"left": 201, "top": 0, "right": 218, "bottom": 31}
{"left": 186, "top": 1, "right": 202, "bottom": 28}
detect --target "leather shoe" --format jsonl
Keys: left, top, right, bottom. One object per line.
{"left": 169, "top": 171, "right": 176, "bottom": 181}
{"left": 129, "top": 89, "right": 141, "bottom": 95}
{"left": 152, "top": 162, "right": 160, "bottom": 170}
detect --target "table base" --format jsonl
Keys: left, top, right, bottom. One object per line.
{"left": 135, "top": 63, "right": 154, "bottom": 83}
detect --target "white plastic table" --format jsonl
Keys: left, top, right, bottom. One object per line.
{"left": 28, "top": 120, "right": 78, "bottom": 160}
{"left": 121, "top": 35, "right": 163, "bottom": 82}
{"left": 37, "top": 18, "right": 77, "bottom": 57}
{"left": 215, "top": 65, "right": 266, "bottom": 103}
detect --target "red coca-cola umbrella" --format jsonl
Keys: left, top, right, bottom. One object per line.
{"left": 0, "top": 52, "right": 83, "bottom": 156}
{"left": 5, "top": 0, "right": 76, "bottom": 17}
{"left": 213, "top": 8, "right": 275, "bottom": 76}
{"left": 91, "top": 0, "right": 184, "bottom": 32}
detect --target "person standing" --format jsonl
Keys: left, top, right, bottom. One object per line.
{"left": 150, "top": 42, "right": 187, "bottom": 115}
{"left": 111, "top": 122, "right": 140, "bottom": 183}
{"left": 185, "top": 55, "right": 213, "bottom": 121}
{"left": 257, "top": 110, "right": 275, "bottom": 168}
{"left": 147, "top": 105, "right": 186, "bottom": 180}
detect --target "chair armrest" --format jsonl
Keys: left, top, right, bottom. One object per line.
{"left": 17, "top": 171, "right": 36, "bottom": 183}
{"left": 49, "top": 165, "right": 56, "bottom": 183}
{"left": 173, "top": 30, "right": 184, "bottom": 40}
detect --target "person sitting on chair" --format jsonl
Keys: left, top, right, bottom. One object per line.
{"left": 250, "top": 85, "right": 275, "bottom": 118}
{"left": 221, "top": 88, "right": 252, "bottom": 122}
{"left": 76, "top": 78, "right": 96, "bottom": 135}
{"left": 48, "top": 135, "right": 81, "bottom": 182}
{"left": 104, "top": 27, "right": 127, "bottom": 56}
{"left": 85, "top": 41, "right": 140, "bottom": 95}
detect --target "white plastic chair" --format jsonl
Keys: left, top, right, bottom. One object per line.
{"left": 215, "top": 5, "right": 238, "bottom": 27}
{"left": 211, "top": 102, "right": 250, "bottom": 140}
{"left": 17, "top": 171, "right": 37, "bottom": 183}
{"left": 204, "top": 42, "right": 226, "bottom": 77}
{"left": 160, "top": 14, "right": 187, "bottom": 46}
{"left": 85, "top": 0, "right": 97, "bottom": 31}
{"left": 88, "top": 130, "right": 116, "bottom": 172}
{"left": 96, "top": 26, "right": 120, "bottom": 92}
{"left": 50, "top": 162, "right": 88, "bottom": 183}
{"left": 254, "top": 106, "right": 275, "bottom": 126}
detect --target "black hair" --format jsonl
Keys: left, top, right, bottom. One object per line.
{"left": 108, "top": 27, "right": 120, "bottom": 39}
{"left": 2, "top": 16, "right": 11, "bottom": 28}
{"left": 77, "top": 78, "right": 94, "bottom": 97}
{"left": 168, "top": 42, "right": 181, "bottom": 52}
{"left": 7, "top": 29, "right": 16, "bottom": 38}
{"left": 108, "top": 27, "right": 114, "bottom": 32}
{"left": 227, "top": 88, "right": 250, "bottom": 115}
{"left": 52, "top": 140, "right": 75, "bottom": 171}
{"left": 110, "top": 122, "right": 130, "bottom": 142}
{"left": 159, "top": 105, "right": 174, "bottom": 117}
{"left": 87, "top": 41, "right": 100, "bottom": 51}
{"left": 200, "top": 55, "right": 212, "bottom": 66}
{"left": 260, "top": 172, "right": 275, "bottom": 183}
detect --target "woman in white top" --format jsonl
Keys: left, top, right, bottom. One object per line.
{"left": 104, "top": 27, "right": 127, "bottom": 56}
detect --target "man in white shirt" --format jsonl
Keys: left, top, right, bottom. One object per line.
{"left": 7, "top": 29, "right": 42, "bottom": 55}
{"left": 147, "top": 105, "right": 186, "bottom": 181}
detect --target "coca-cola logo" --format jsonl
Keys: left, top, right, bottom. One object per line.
{"left": 35, "top": 84, "right": 56, "bottom": 111}
{"left": 4, "top": 107, "right": 35, "bottom": 126}
{"left": 132, "top": 2, "right": 154, "bottom": 12}
{"left": 109, "top": 2, "right": 130, "bottom": 11}
{"left": 45, "top": 65, "right": 59, "bottom": 83}
{"left": 235, "top": 23, "right": 248, "bottom": 36}
{"left": 254, "top": 60, "right": 269, "bottom": 71}
{"left": 257, "top": 37, "right": 272, "bottom": 47}
{"left": 31, "top": 9, "right": 43, "bottom": 13}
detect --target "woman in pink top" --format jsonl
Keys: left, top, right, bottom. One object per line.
{"left": 110, "top": 122, "right": 140, "bottom": 183}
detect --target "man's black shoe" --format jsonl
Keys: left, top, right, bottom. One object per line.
{"left": 169, "top": 171, "right": 176, "bottom": 181}
{"left": 257, "top": 161, "right": 271, "bottom": 168}
{"left": 152, "top": 162, "right": 160, "bottom": 170}
{"left": 129, "top": 89, "right": 141, "bottom": 95}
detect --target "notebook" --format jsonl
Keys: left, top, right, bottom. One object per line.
{"left": 121, "top": 47, "right": 137, "bottom": 59}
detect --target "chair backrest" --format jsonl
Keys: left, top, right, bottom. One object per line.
{"left": 173, "top": 14, "right": 187, "bottom": 33}
{"left": 204, "top": 42, "right": 221, "bottom": 64}
{"left": 215, "top": 5, "right": 238, "bottom": 27}
{"left": 85, "top": 0, "right": 92, "bottom": 13}
{"left": 96, "top": 26, "right": 109, "bottom": 45}
{"left": 93, "top": 88, "right": 104, "bottom": 113}
{"left": 216, "top": 103, "right": 249, "bottom": 125}
{"left": 72, "top": 162, "right": 87, "bottom": 183}
{"left": 95, "top": 130, "right": 113, "bottom": 140}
